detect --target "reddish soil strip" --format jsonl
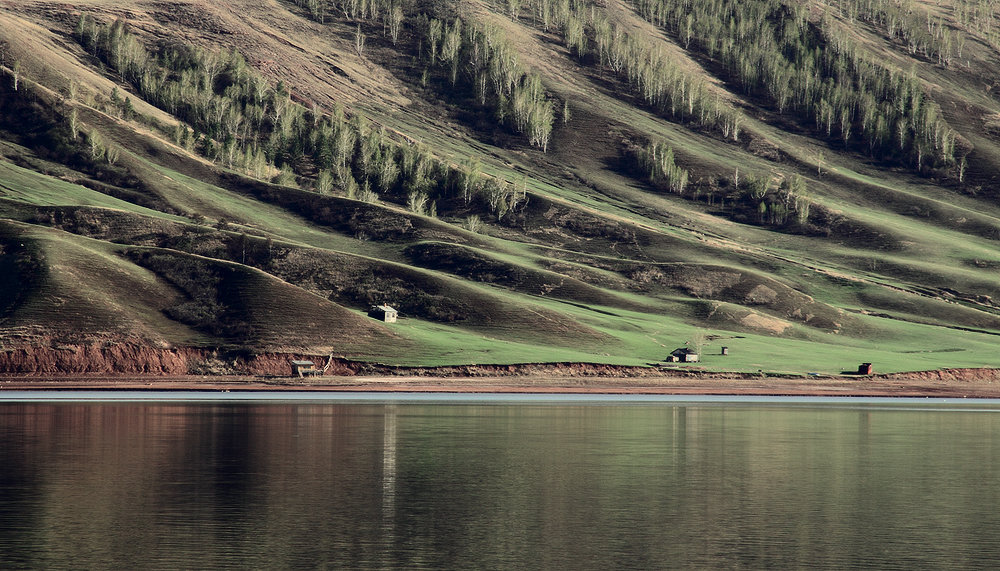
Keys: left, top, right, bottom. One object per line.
{"left": 1, "top": 373, "right": 999, "bottom": 398}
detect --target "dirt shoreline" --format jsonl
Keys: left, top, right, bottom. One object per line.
{"left": 3, "top": 344, "right": 998, "bottom": 397}
{"left": 2, "top": 370, "right": 1000, "bottom": 398}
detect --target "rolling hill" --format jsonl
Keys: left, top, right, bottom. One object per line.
{"left": 1, "top": 0, "right": 999, "bottom": 375}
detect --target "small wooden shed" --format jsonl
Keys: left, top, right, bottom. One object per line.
{"left": 291, "top": 360, "right": 317, "bottom": 378}
{"left": 668, "top": 348, "right": 700, "bottom": 363}
{"left": 858, "top": 362, "right": 873, "bottom": 375}
{"left": 368, "top": 304, "right": 398, "bottom": 323}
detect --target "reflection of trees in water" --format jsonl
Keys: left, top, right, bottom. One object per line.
{"left": 5, "top": 402, "right": 1000, "bottom": 567}
{"left": 381, "top": 403, "right": 397, "bottom": 562}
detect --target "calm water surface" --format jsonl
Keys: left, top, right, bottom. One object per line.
{"left": 1, "top": 393, "right": 999, "bottom": 569}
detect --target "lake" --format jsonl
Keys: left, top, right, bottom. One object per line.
{"left": 1, "top": 392, "right": 999, "bottom": 569}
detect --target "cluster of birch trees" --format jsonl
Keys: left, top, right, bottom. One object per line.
{"left": 513, "top": 0, "right": 744, "bottom": 139}
{"left": 836, "top": 0, "right": 966, "bottom": 66}
{"left": 73, "top": 15, "right": 528, "bottom": 222}
{"left": 745, "top": 172, "right": 811, "bottom": 227}
{"left": 631, "top": 0, "right": 961, "bottom": 171}
{"left": 634, "top": 139, "right": 689, "bottom": 193}
{"left": 287, "top": 0, "right": 558, "bottom": 152}
{"left": 626, "top": 138, "right": 811, "bottom": 229}
{"left": 592, "top": 17, "right": 742, "bottom": 138}
{"left": 420, "top": 17, "right": 556, "bottom": 152}
{"left": 954, "top": 0, "right": 1000, "bottom": 40}
{"left": 288, "top": 0, "right": 399, "bottom": 26}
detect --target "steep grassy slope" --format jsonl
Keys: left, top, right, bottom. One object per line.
{"left": 1, "top": 0, "right": 999, "bottom": 374}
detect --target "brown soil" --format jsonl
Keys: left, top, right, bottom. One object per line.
{"left": 2, "top": 373, "right": 999, "bottom": 398}
{"left": 1, "top": 343, "right": 999, "bottom": 397}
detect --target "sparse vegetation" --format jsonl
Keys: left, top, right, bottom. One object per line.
{"left": 633, "top": 0, "right": 964, "bottom": 172}
{"left": 519, "top": 0, "right": 744, "bottom": 138}
{"left": 634, "top": 139, "right": 689, "bottom": 194}
{"left": 418, "top": 17, "right": 557, "bottom": 151}
{"left": 69, "top": 14, "right": 539, "bottom": 224}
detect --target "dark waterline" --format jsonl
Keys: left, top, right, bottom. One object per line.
{"left": 1, "top": 396, "right": 999, "bottom": 569}
{"left": 4, "top": 390, "right": 1000, "bottom": 407}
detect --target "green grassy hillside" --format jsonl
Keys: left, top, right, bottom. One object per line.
{"left": 1, "top": 0, "right": 999, "bottom": 374}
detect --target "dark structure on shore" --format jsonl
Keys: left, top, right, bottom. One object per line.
{"left": 858, "top": 362, "right": 873, "bottom": 375}
{"left": 291, "top": 360, "right": 317, "bottom": 377}
{"left": 668, "top": 348, "right": 699, "bottom": 363}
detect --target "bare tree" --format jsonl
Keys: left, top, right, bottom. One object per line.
{"left": 12, "top": 59, "right": 21, "bottom": 91}
{"left": 106, "top": 144, "right": 120, "bottom": 165}
{"left": 68, "top": 109, "right": 79, "bottom": 140}
{"left": 89, "top": 130, "right": 104, "bottom": 160}
{"left": 354, "top": 24, "right": 366, "bottom": 57}
{"left": 388, "top": 6, "right": 403, "bottom": 46}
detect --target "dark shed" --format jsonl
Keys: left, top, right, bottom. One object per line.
{"left": 668, "top": 348, "right": 700, "bottom": 363}
{"left": 291, "top": 360, "right": 316, "bottom": 378}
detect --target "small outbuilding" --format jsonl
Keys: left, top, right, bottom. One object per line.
{"left": 291, "top": 360, "right": 317, "bottom": 378}
{"left": 667, "top": 348, "right": 700, "bottom": 363}
{"left": 858, "top": 362, "right": 873, "bottom": 375}
{"left": 368, "top": 304, "right": 398, "bottom": 323}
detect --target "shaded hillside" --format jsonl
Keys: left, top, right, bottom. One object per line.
{"left": 1, "top": 0, "right": 1000, "bottom": 374}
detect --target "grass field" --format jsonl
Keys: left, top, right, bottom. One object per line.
{"left": 1, "top": 0, "right": 999, "bottom": 374}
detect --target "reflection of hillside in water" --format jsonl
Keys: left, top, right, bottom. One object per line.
{"left": 1, "top": 400, "right": 999, "bottom": 568}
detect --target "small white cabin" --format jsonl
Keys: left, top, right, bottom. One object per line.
{"left": 368, "top": 304, "right": 398, "bottom": 323}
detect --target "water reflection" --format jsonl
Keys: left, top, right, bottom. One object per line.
{"left": 0, "top": 401, "right": 999, "bottom": 569}
{"left": 381, "top": 403, "right": 397, "bottom": 568}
